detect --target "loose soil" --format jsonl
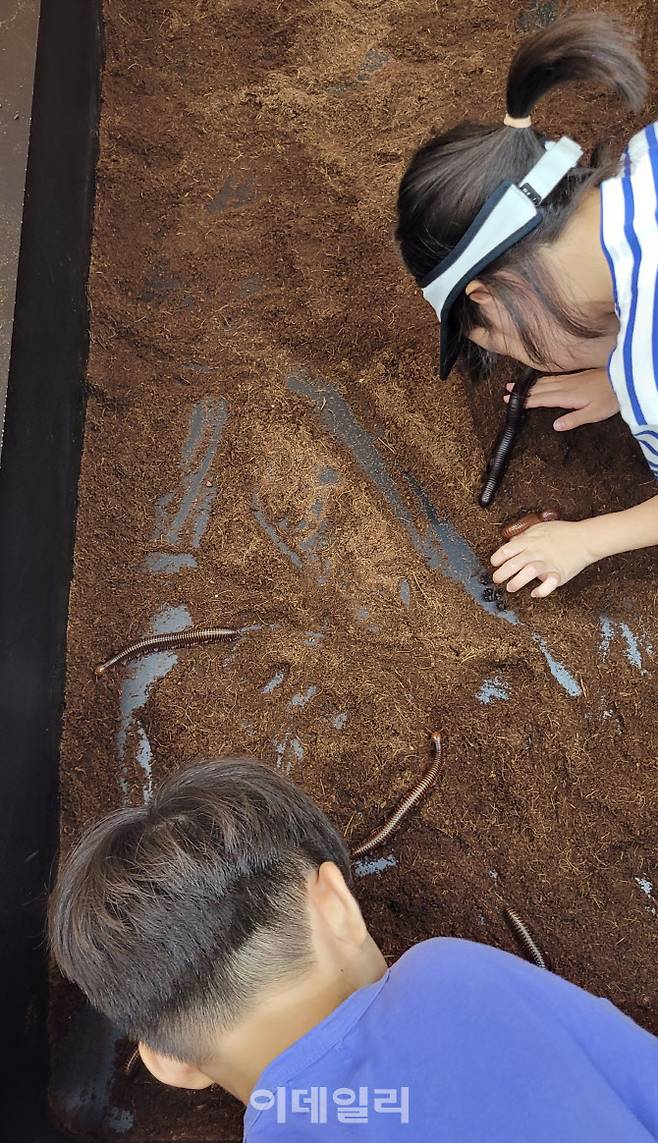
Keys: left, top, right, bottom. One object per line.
{"left": 52, "top": 0, "right": 658, "bottom": 1140}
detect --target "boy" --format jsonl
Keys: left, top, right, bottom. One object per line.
{"left": 50, "top": 758, "right": 658, "bottom": 1140}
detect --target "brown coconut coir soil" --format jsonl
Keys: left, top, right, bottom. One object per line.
{"left": 51, "top": 0, "right": 658, "bottom": 1139}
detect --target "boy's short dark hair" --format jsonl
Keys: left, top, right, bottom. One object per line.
{"left": 49, "top": 758, "right": 352, "bottom": 1063}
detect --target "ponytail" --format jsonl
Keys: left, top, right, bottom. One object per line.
{"left": 396, "top": 13, "right": 647, "bottom": 378}
{"left": 506, "top": 12, "right": 646, "bottom": 121}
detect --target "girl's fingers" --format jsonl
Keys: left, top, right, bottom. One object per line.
{"left": 505, "top": 373, "right": 579, "bottom": 394}
{"left": 491, "top": 554, "right": 532, "bottom": 584}
{"left": 504, "top": 385, "right": 579, "bottom": 410}
{"left": 505, "top": 564, "right": 545, "bottom": 593}
{"left": 504, "top": 376, "right": 565, "bottom": 392}
{"left": 528, "top": 377, "right": 579, "bottom": 396}
{"left": 531, "top": 574, "right": 560, "bottom": 598}
{"left": 490, "top": 540, "right": 526, "bottom": 568}
{"left": 523, "top": 394, "right": 569, "bottom": 410}
{"left": 524, "top": 387, "right": 579, "bottom": 408}
{"left": 553, "top": 408, "right": 591, "bottom": 431}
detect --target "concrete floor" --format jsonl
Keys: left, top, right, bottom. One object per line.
{"left": 0, "top": 0, "right": 40, "bottom": 451}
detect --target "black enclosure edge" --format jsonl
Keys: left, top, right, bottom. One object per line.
{"left": 0, "top": 1, "right": 102, "bottom": 1137}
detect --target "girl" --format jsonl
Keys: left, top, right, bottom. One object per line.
{"left": 396, "top": 12, "right": 658, "bottom": 598}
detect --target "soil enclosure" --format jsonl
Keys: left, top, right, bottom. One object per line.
{"left": 52, "top": 1, "right": 658, "bottom": 1139}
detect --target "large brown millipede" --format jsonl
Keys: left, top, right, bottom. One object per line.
{"left": 352, "top": 731, "right": 445, "bottom": 858}
{"left": 503, "top": 906, "right": 547, "bottom": 969}
{"left": 500, "top": 507, "right": 561, "bottom": 542}
{"left": 94, "top": 625, "right": 240, "bottom": 678}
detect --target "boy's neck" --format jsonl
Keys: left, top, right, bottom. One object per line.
{"left": 209, "top": 934, "right": 387, "bottom": 1104}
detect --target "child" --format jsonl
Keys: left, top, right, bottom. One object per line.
{"left": 50, "top": 757, "right": 658, "bottom": 1140}
{"left": 397, "top": 13, "right": 658, "bottom": 598}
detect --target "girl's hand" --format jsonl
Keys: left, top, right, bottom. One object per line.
{"left": 504, "top": 367, "right": 619, "bottom": 431}
{"left": 490, "top": 520, "right": 596, "bottom": 598}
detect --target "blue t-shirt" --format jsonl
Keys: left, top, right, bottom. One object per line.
{"left": 244, "top": 938, "right": 658, "bottom": 1140}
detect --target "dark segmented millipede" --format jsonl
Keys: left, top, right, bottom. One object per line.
{"left": 503, "top": 906, "right": 547, "bottom": 969}
{"left": 500, "top": 507, "right": 561, "bottom": 542}
{"left": 95, "top": 625, "right": 240, "bottom": 678}
{"left": 352, "top": 731, "right": 445, "bottom": 858}
{"left": 124, "top": 1046, "right": 141, "bottom": 1078}
{"left": 479, "top": 368, "right": 536, "bottom": 508}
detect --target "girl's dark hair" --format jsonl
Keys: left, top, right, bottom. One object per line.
{"left": 48, "top": 757, "right": 352, "bottom": 1063}
{"left": 396, "top": 12, "right": 647, "bottom": 378}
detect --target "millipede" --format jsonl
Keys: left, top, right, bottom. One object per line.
{"left": 352, "top": 731, "right": 445, "bottom": 858}
{"left": 94, "top": 624, "right": 240, "bottom": 678}
{"left": 479, "top": 367, "right": 536, "bottom": 508}
{"left": 503, "top": 906, "right": 547, "bottom": 970}
{"left": 124, "top": 1046, "right": 141, "bottom": 1078}
{"left": 500, "top": 507, "right": 561, "bottom": 541}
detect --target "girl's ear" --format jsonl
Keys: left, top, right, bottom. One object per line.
{"left": 465, "top": 279, "right": 491, "bottom": 305}
{"left": 138, "top": 1043, "right": 214, "bottom": 1090}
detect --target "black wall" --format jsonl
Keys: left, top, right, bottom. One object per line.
{"left": 0, "top": 0, "right": 101, "bottom": 1136}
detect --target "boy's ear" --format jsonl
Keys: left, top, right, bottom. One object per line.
{"left": 138, "top": 1043, "right": 214, "bottom": 1090}
{"left": 311, "top": 861, "right": 367, "bottom": 944}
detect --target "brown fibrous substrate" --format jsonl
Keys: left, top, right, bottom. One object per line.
{"left": 52, "top": 1, "right": 658, "bottom": 1140}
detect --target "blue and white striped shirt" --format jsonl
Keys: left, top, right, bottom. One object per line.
{"left": 600, "top": 122, "right": 658, "bottom": 480}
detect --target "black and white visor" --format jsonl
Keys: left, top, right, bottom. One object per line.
{"left": 418, "top": 136, "right": 583, "bottom": 379}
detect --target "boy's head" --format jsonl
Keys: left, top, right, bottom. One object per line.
{"left": 49, "top": 758, "right": 375, "bottom": 1095}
